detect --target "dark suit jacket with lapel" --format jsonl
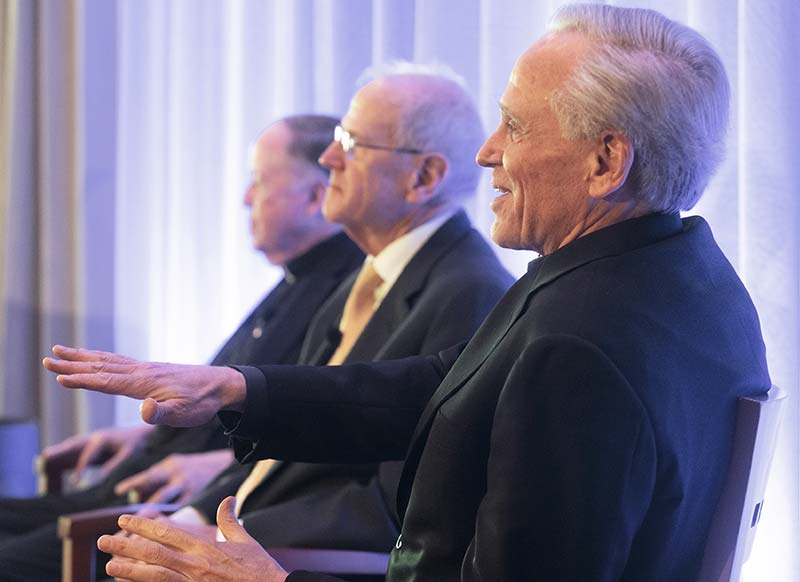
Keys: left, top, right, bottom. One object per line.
{"left": 193, "top": 211, "right": 513, "bottom": 553}
{"left": 224, "top": 214, "right": 771, "bottom": 582}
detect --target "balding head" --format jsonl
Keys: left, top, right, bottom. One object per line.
{"left": 358, "top": 63, "right": 485, "bottom": 203}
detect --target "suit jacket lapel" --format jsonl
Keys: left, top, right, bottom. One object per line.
{"left": 345, "top": 211, "right": 472, "bottom": 363}
{"left": 396, "top": 212, "right": 684, "bottom": 517}
{"left": 258, "top": 214, "right": 475, "bottom": 501}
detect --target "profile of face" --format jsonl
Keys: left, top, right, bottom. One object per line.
{"left": 243, "top": 122, "right": 323, "bottom": 265}
{"left": 318, "top": 81, "right": 419, "bottom": 242}
{"left": 477, "top": 32, "right": 599, "bottom": 255}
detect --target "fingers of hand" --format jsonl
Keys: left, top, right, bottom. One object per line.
{"left": 101, "top": 447, "right": 135, "bottom": 479}
{"left": 49, "top": 369, "right": 136, "bottom": 395}
{"left": 99, "top": 530, "right": 190, "bottom": 572}
{"left": 41, "top": 433, "right": 86, "bottom": 459}
{"left": 106, "top": 557, "right": 187, "bottom": 582}
{"left": 116, "top": 514, "right": 199, "bottom": 552}
{"left": 74, "top": 436, "right": 114, "bottom": 477}
{"left": 115, "top": 466, "right": 167, "bottom": 496}
{"left": 52, "top": 345, "right": 137, "bottom": 365}
{"left": 43, "top": 357, "right": 134, "bottom": 376}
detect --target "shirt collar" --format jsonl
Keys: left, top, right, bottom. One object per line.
{"left": 284, "top": 231, "right": 355, "bottom": 283}
{"left": 370, "top": 210, "right": 456, "bottom": 294}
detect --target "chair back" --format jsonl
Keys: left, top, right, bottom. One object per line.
{"left": 696, "top": 385, "right": 787, "bottom": 582}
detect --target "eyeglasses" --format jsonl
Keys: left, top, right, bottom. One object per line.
{"left": 334, "top": 125, "right": 422, "bottom": 157}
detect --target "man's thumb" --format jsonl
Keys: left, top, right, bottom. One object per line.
{"left": 216, "top": 496, "right": 252, "bottom": 543}
{"left": 140, "top": 398, "right": 165, "bottom": 424}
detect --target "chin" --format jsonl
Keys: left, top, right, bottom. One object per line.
{"left": 322, "top": 200, "right": 343, "bottom": 224}
{"left": 490, "top": 220, "right": 518, "bottom": 250}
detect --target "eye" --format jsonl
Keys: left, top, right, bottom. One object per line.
{"left": 505, "top": 119, "right": 523, "bottom": 140}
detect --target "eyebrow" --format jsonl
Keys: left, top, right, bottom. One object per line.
{"left": 498, "top": 102, "right": 518, "bottom": 122}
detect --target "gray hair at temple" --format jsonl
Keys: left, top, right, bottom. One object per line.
{"left": 358, "top": 61, "right": 485, "bottom": 201}
{"left": 548, "top": 4, "right": 730, "bottom": 212}
{"left": 283, "top": 114, "right": 340, "bottom": 177}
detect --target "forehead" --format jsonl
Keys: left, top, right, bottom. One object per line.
{"left": 501, "top": 32, "right": 593, "bottom": 113}
{"left": 252, "top": 122, "right": 294, "bottom": 169}
{"left": 342, "top": 80, "right": 406, "bottom": 137}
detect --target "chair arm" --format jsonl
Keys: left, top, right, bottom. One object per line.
{"left": 58, "top": 503, "right": 180, "bottom": 582}
{"left": 35, "top": 448, "right": 83, "bottom": 496}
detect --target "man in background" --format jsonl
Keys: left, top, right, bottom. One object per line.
{"left": 0, "top": 114, "right": 364, "bottom": 580}
{"left": 149, "top": 63, "right": 512, "bottom": 557}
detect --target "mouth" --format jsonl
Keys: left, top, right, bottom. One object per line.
{"left": 491, "top": 183, "right": 511, "bottom": 199}
{"left": 491, "top": 179, "right": 511, "bottom": 195}
{"left": 490, "top": 183, "right": 511, "bottom": 212}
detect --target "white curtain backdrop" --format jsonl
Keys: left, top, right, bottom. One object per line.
{"left": 1, "top": 0, "right": 797, "bottom": 579}
{"left": 0, "top": 0, "right": 117, "bottom": 446}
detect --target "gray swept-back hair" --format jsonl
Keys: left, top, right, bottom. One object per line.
{"left": 283, "top": 114, "right": 340, "bottom": 177}
{"left": 548, "top": 4, "right": 730, "bottom": 212}
{"left": 358, "top": 61, "right": 485, "bottom": 201}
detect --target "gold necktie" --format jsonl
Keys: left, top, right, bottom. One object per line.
{"left": 232, "top": 458, "right": 277, "bottom": 517}
{"left": 327, "top": 261, "right": 383, "bottom": 366}
{"left": 233, "top": 263, "right": 383, "bottom": 516}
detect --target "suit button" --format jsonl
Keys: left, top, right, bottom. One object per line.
{"left": 395, "top": 534, "right": 403, "bottom": 549}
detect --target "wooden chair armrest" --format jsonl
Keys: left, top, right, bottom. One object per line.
{"left": 35, "top": 449, "right": 83, "bottom": 495}
{"left": 58, "top": 503, "right": 180, "bottom": 582}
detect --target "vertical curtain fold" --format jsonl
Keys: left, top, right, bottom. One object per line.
{"left": 0, "top": 0, "right": 116, "bottom": 445}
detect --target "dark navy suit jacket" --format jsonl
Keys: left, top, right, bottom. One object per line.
{"left": 225, "top": 214, "right": 770, "bottom": 582}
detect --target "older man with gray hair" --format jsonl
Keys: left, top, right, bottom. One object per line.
{"left": 96, "top": 60, "right": 512, "bottom": 565}
{"left": 47, "top": 5, "right": 770, "bottom": 582}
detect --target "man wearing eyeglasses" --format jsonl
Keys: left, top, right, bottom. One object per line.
{"left": 118, "top": 62, "right": 512, "bottom": 561}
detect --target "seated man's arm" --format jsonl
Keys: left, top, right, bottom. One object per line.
{"left": 223, "top": 348, "right": 460, "bottom": 465}
{"left": 43, "top": 343, "right": 461, "bottom": 464}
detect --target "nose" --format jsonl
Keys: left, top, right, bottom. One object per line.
{"left": 243, "top": 183, "right": 254, "bottom": 206}
{"left": 319, "top": 140, "right": 345, "bottom": 170}
{"left": 476, "top": 128, "right": 503, "bottom": 168}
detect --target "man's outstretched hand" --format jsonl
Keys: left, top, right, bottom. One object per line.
{"left": 43, "top": 345, "right": 246, "bottom": 427}
{"left": 99, "top": 497, "right": 289, "bottom": 582}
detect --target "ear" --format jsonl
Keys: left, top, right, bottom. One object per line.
{"left": 405, "top": 153, "right": 449, "bottom": 204}
{"left": 305, "top": 181, "right": 327, "bottom": 215}
{"left": 588, "top": 131, "right": 633, "bottom": 199}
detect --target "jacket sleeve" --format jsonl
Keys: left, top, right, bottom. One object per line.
{"left": 220, "top": 346, "right": 464, "bottom": 465}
